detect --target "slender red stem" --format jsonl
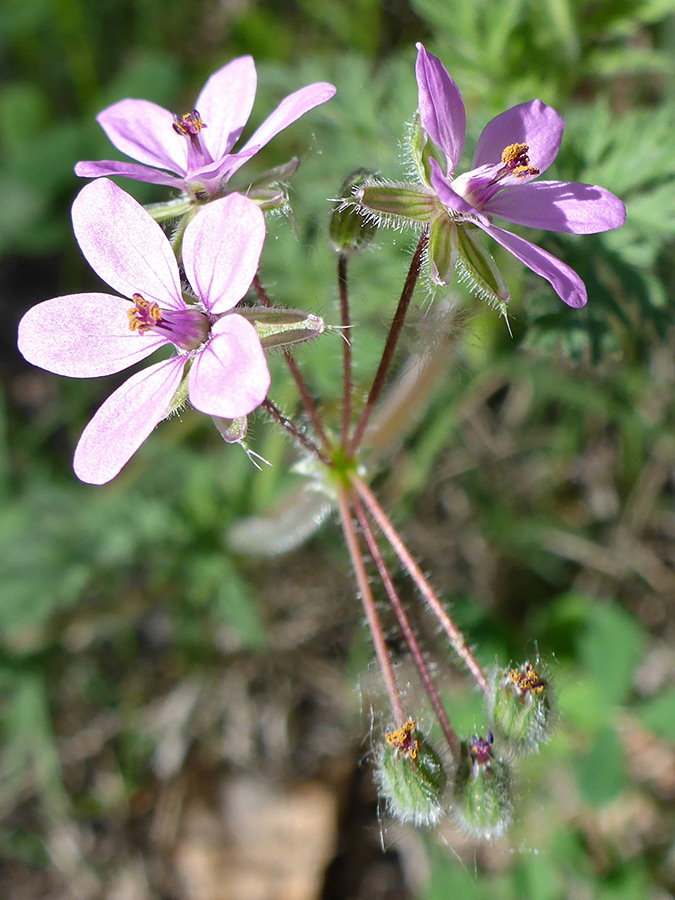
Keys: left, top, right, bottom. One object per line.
{"left": 347, "top": 229, "right": 428, "bottom": 456}
{"left": 353, "top": 496, "right": 460, "bottom": 759}
{"left": 337, "top": 253, "right": 353, "bottom": 447}
{"left": 352, "top": 474, "right": 490, "bottom": 696}
{"left": 337, "top": 487, "right": 406, "bottom": 726}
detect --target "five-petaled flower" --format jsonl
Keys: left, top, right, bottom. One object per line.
{"left": 357, "top": 43, "right": 626, "bottom": 308}
{"left": 75, "top": 56, "right": 336, "bottom": 199}
{"left": 18, "top": 179, "right": 270, "bottom": 485}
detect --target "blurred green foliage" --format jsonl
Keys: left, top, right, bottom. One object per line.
{"left": 1, "top": 0, "right": 675, "bottom": 896}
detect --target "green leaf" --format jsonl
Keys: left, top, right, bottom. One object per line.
{"left": 638, "top": 687, "right": 675, "bottom": 740}
{"left": 576, "top": 725, "right": 625, "bottom": 806}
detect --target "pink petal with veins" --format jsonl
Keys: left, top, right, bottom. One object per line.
{"left": 196, "top": 56, "right": 258, "bottom": 159}
{"left": 415, "top": 43, "right": 466, "bottom": 175}
{"left": 73, "top": 356, "right": 186, "bottom": 484}
{"left": 188, "top": 314, "right": 270, "bottom": 418}
{"left": 72, "top": 179, "right": 184, "bottom": 309}
{"left": 18, "top": 293, "right": 166, "bottom": 377}
{"left": 182, "top": 193, "right": 265, "bottom": 314}
{"left": 97, "top": 98, "right": 187, "bottom": 173}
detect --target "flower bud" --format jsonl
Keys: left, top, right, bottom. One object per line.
{"left": 452, "top": 732, "right": 513, "bottom": 840}
{"left": 375, "top": 720, "right": 447, "bottom": 826}
{"left": 329, "top": 169, "right": 379, "bottom": 254}
{"left": 489, "top": 661, "right": 555, "bottom": 753}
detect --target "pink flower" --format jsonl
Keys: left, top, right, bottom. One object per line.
{"left": 75, "top": 56, "right": 336, "bottom": 198}
{"left": 18, "top": 179, "right": 270, "bottom": 484}
{"left": 415, "top": 43, "right": 626, "bottom": 307}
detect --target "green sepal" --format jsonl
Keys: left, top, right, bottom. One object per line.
{"left": 165, "top": 370, "right": 190, "bottom": 417}
{"left": 237, "top": 306, "right": 325, "bottom": 350}
{"left": 456, "top": 225, "right": 510, "bottom": 309}
{"left": 329, "top": 168, "right": 379, "bottom": 254}
{"left": 246, "top": 187, "right": 288, "bottom": 210}
{"left": 145, "top": 196, "right": 195, "bottom": 223}
{"left": 452, "top": 737, "right": 513, "bottom": 840}
{"left": 213, "top": 415, "right": 248, "bottom": 444}
{"left": 376, "top": 730, "right": 447, "bottom": 826}
{"left": 224, "top": 158, "right": 299, "bottom": 211}
{"left": 428, "top": 213, "right": 459, "bottom": 285}
{"left": 229, "top": 157, "right": 299, "bottom": 192}
{"left": 408, "top": 111, "right": 446, "bottom": 187}
{"left": 357, "top": 182, "right": 436, "bottom": 225}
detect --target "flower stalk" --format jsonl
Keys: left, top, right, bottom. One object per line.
{"left": 336, "top": 487, "right": 406, "bottom": 726}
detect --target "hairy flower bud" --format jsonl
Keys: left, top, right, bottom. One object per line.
{"left": 329, "top": 169, "right": 379, "bottom": 255}
{"left": 452, "top": 732, "right": 513, "bottom": 840}
{"left": 375, "top": 720, "right": 447, "bottom": 826}
{"left": 489, "top": 660, "right": 555, "bottom": 753}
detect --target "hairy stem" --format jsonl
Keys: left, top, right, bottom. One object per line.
{"left": 261, "top": 398, "right": 332, "bottom": 467}
{"left": 348, "top": 229, "right": 428, "bottom": 456}
{"left": 352, "top": 474, "right": 489, "bottom": 696}
{"left": 338, "top": 253, "right": 353, "bottom": 447}
{"left": 353, "top": 496, "right": 460, "bottom": 759}
{"left": 337, "top": 488, "right": 406, "bottom": 725}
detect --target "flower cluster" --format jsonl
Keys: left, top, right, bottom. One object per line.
{"left": 19, "top": 58, "right": 335, "bottom": 483}
{"left": 17, "top": 46, "right": 626, "bottom": 841}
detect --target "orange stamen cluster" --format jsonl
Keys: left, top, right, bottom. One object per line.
{"left": 385, "top": 720, "right": 419, "bottom": 760}
{"left": 128, "top": 293, "right": 163, "bottom": 334}
{"left": 501, "top": 142, "right": 539, "bottom": 178}
{"left": 509, "top": 662, "right": 546, "bottom": 694}
{"left": 172, "top": 109, "right": 206, "bottom": 136}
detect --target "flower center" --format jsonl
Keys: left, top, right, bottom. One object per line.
{"left": 469, "top": 731, "right": 494, "bottom": 764}
{"left": 128, "top": 293, "right": 210, "bottom": 351}
{"left": 451, "top": 142, "right": 540, "bottom": 210}
{"left": 172, "top": 108, "right": 211, "bottom": 168}
{"left": 172, "top": 108, "right": 206, "bottom": 137}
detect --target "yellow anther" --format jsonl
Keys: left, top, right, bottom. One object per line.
{"left": 128, "top": 294, "right": 163, "bottom": 334}
{"left": 509, "top": 662, "right": 546, "bottom": 694}
{"left": 513, "top": 164, "right": 540, "bottom": 178}
{"left": 385, "top": 720, "right": 419, "bottom": 759}
{"left": 172, "top": 109, "right": 206, "bottom": 136}
{"left": 501, "top": 142, "right": 529, "bottom": 165}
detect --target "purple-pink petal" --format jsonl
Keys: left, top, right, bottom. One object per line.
{"left": 196, "top": 56, "right": 258, "bottom": 160}
{"left": 188, "top": 314, "right": 270, "bottom": 418}
{"left": 75, "top": 159, "right": 186, "bottom": 189}
{"left": 182, "top": 193, "right": 265, "bottom": 314}
{"left": 18, "top": 293, "right": 166, "bottom": 377}
{"left": 229, "top": 82, "right": 336, "bottom": 179}
{"left": 415, "top": 43, "right": 466, "bottom": 175}
{"left": 429, "top": 159, "right": 490, "bottom": 225}
{"left": 72, "top": 179, "right": 183, "bottom": 310}
{"left": 73, "top": 356, "right": 186, "bottom": 485}
{"left": 483, "top": 180, "right": 627, "bottom": 233}
{"left": 478, "top": 221, "right": 587, "bottom": 307}
{"left": 473, "top": 100, "right": 565, "bottom": 176}
{"left": 96, "top": 98, "right": 187, "bottom": 174}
